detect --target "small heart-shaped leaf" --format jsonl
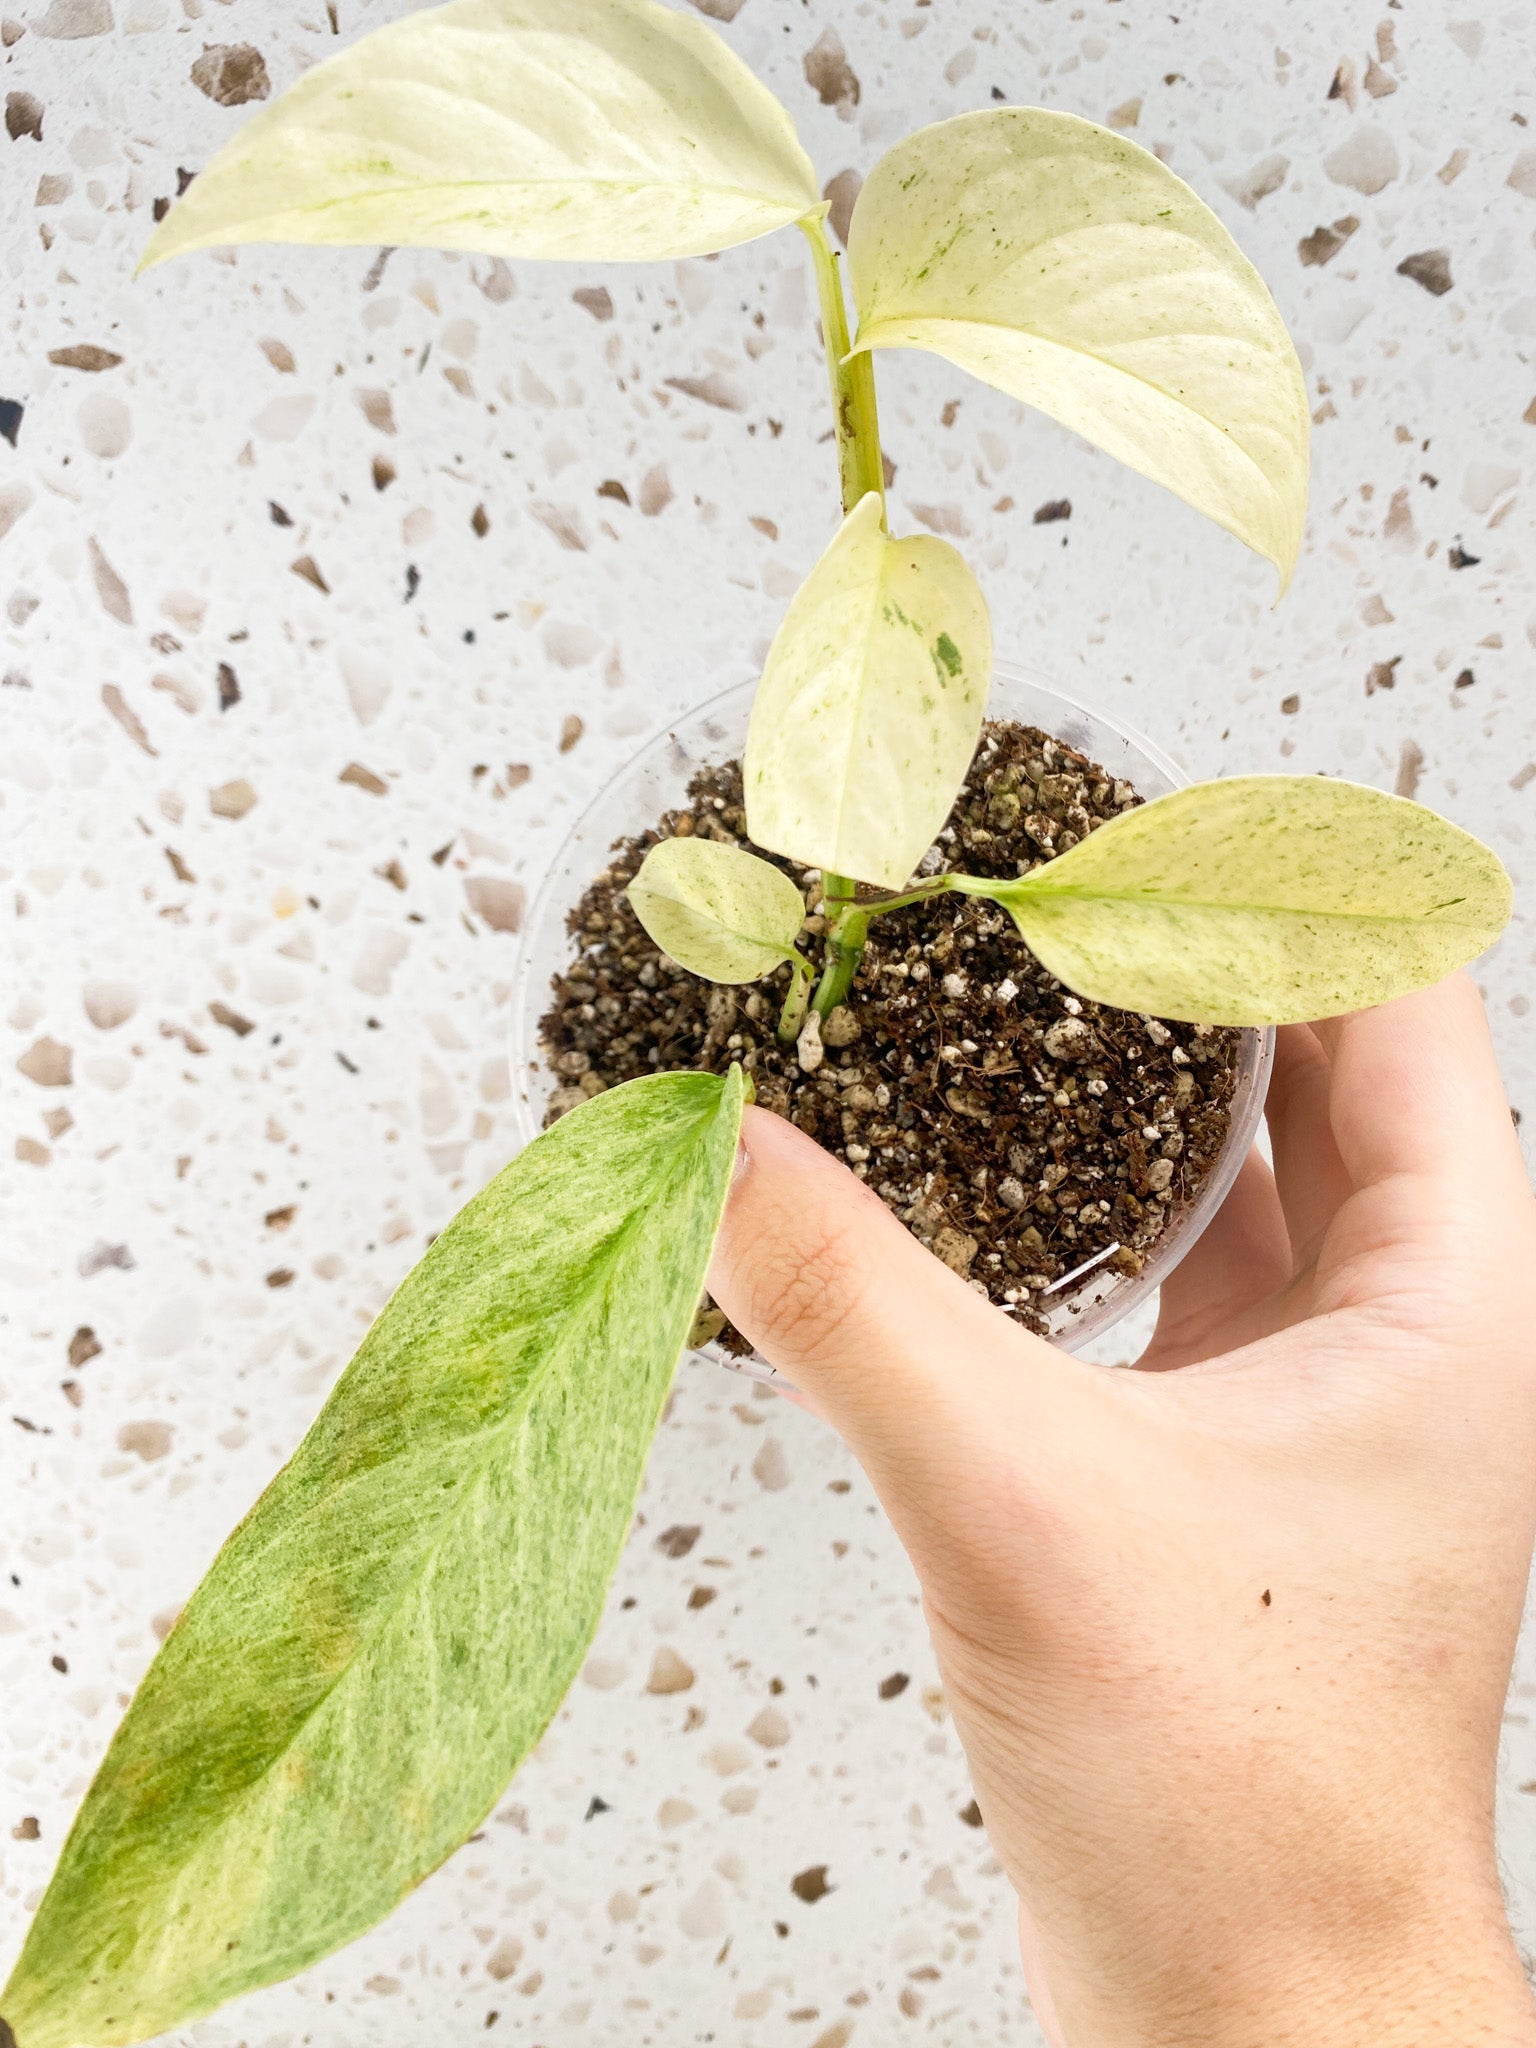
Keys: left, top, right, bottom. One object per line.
{"left": 628, "top": 836, "right": 807, "bottom": 983}
{"left": 141, "top": 0, "right": 821, "bottom": 272}
{"left": 848, "top": 109, "right": 1310, "bottom": 588}
{"left": 1, "top": 1069, "right": 745, "bottom": 2048}
{"left": 745, "top": 490, "right": 993, "bottom": 889}
{"left": 955, "top": 776, "right": 1511, "bottom": 1024}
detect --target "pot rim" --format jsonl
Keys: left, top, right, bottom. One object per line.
{"left": 511, "top": 664, "right": 1274, "bottom": 1360}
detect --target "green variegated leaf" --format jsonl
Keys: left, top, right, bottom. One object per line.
{"left": 1, "top": 1069, "right": 746, "bottom": 2048}
{"left": 628, "top": 836, "right": 806, "bottom": 983}
{"left": 140, "top": 0, "right": 821, "bottom": 272}
{"left": 848, "top": 109, "right": 1310, "bottom": 588}
{"left": 953, "top": 776, "right": 1511, "bottom": 1025}
{"left": 745, "top": 491, "right": 993, "bottom": 890}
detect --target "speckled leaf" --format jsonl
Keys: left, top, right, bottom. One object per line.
{"left": 139, "top": 0, "right": 821, "bottom": 272}
{"left": 955, "top": 776, "right": 1511, "bottom": 1025}
{"left": 628, "top": 837, "right": 806, "bottom": 983}
{"left": 848, "top": 109, "right": 1310, "bottom": 588}
{"left": 745, "top": 490, "right": 993, "bottom": 889}
{"left": 0, "top": 1069, "right": 746, "bottom": 2048}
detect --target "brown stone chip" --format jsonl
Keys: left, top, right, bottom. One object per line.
{"left": 48, "top": 343, "right": 121, "bottom": 371}
{"left": 339, "top": 762, "right": 388, "bottom": 795}
{"left": 464, "top": 876, "right": 526, "bottom": 933}
{"left": 209, "top": 1001, "right": 254, "bottom": 1036}
{"left": 101, "top": 684, "right": 155, "bottom": 756}
{"left": 118, "top": 1420, "right": 173, "bottom": 1462}
{"left": 823, "top": 167, "right": 862, "bottom": 247}
{"left": 1396, "top": 249, "right": 1453, "bottom": 296}
{"left": 209, "top": 778, "right": 257, "bottom": 820}
{"left": 291, "top": 555, "right": 330, "bottom": 593}
{"left": 1366, "top": 657, "right": 1402, "bottom": 696}
{"left": 17, "top": 1037, "right": 72, "bottom": 1087}
{"left": 190, "top": 43, "right": 270, "bottom": 106}
{"left": 804, "top": 27, "right": 859, "bottom": 115}
{"left": 68, "top": 1326, "right": 102, "bottom": 1367}
{"left": 5, "top": 90, "right": 42, "bottom": 141}
{"left": 791, "top": 1865, "right": 832, "bottom": 1903}
{"left": 645, "top": 1646, "right": 694, "bottom": 1694}
{"left": 1297, "top": 215, "right": 1359, "bottom": 267}
{"left": 88, "top": 538, "right": 132, "bottom": 625}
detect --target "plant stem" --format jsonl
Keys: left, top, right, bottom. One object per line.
{"left": 776, "top": 954, "right": 813, "bottom": 1044}
{"left": 799, "top": 213, "right": 886, "bottom": 521}
{"left": 811, "top": 904, "right": 869, "bottom": 1018}
{"left": 798, "top": 214, "right": 888, "bottom": 1017}
{"left": 859, "top": 876, "right": 957, "bottom": 920}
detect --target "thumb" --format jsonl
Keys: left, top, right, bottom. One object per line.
{"left": 708, "top": 1104, "right": 1059, "bottom": 1479}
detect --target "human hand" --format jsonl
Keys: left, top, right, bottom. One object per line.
{"left": 708, "top": 975, "right": 1536, "bottom": 2048}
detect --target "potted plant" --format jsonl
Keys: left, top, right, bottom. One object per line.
{"left": 1, "top": 2, "right": 1510, "bottom": 2042}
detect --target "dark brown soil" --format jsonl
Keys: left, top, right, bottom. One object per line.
{"left": 538, "top": 722, "right": 1240, "bottom": 1341}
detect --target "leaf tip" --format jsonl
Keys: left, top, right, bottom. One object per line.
{"left": 136, "top": 219, "right": 184, "bottom": 277}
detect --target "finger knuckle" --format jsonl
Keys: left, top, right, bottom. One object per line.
{"left": 738, "top": 1211, "right": 873, "bottom": 1368}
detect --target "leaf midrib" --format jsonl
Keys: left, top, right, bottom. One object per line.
{"left": 207, "top": 173, "right": 811, "bottom": 225}
{"left": 649, "top": 880, "right": 794, "bottom": 962}
{"left": 1012, "top": 880, "right": 1485, "bottom": 926}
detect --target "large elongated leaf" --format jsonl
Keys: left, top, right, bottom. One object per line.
{"left": 628, "top": 836, "right": 806, "bottom": 983}
{"left": 139, "top": 0, "right": 821, "bottom": 272}
{"left": 1, "top": 1069, "right": 746, "bottom": 2048}
{"left": 745, "top": 491, "right": 993, "bottom": 889}
{"left": 954, "top": 777, "right": 1511, "bottom": 1025}
{"left": 847, "top": 109, "right": 1310, "bottom": 588}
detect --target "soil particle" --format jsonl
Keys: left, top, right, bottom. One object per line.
{"left": 539, "top": 724, "right": 1239, "bottom": 1341}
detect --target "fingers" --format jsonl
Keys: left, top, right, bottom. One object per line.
{"left": 1265, "top": 1024, "right": 1353, "bottom": 1269}
{"left": 1313, "top": 974, "right": 1522, "bottom": 1197}
{"left": 1141, "top": 1148, "right": 1291, "bottom": 1366}
{"left": 708, "top": 1105, "right": 1058, "bottom": 1478}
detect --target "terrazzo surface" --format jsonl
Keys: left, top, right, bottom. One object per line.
{"left": 2, "top": 0, "right": 1535, "bottom": 2039}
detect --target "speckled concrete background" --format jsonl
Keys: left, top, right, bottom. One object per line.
{"left": 2, "top": 0, "right": 1534, "bottom": 2040}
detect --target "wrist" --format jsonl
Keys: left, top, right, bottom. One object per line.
{"left": 1049, "top": 1878, "right": 1536, "bottom": 2048}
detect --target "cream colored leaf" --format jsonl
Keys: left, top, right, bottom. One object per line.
{"left": 955, "top": 776, "right": 1511, "bottom": 1025}
{"left": 140, "top": 0, "right": 821, "bottom": 272}
{"left": 848, "top": 109, "right": 1310, "bottom": 588}
{"left": 627, "top": 837, "right": 806, "bottom": 983}
{"left": 744, "top": 491, "right": 993, "bottom": 889}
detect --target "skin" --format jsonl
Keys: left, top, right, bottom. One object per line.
{"left": 708, "top": 974, "right": 1536, "bottom": 2047}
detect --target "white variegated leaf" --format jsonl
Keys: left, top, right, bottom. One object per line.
{"left": 628, "top": 836, "right": 806, "bottom": 983}
{"left": 141, "top": 0, "right": 821, "bottom": 271}
{"left": 745, "top": 492, "right": 993, "bottom": 890}
{"left": 848, "top": 109, "right": 1310, "bottom": 588}
{"left": 954, "top": 776, "right": 1512, "bottom": 1024}
{"left": 2, "top": 1071, "right": 746, "bottom": 2047}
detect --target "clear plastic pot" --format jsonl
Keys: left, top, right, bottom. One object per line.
{"left": 511, "top": 662, "right": 1274, "bottom": 1364}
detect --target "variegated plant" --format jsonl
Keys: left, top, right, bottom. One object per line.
{"left": 3, "top": 2, "right": 1511, "bottom": 2042}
